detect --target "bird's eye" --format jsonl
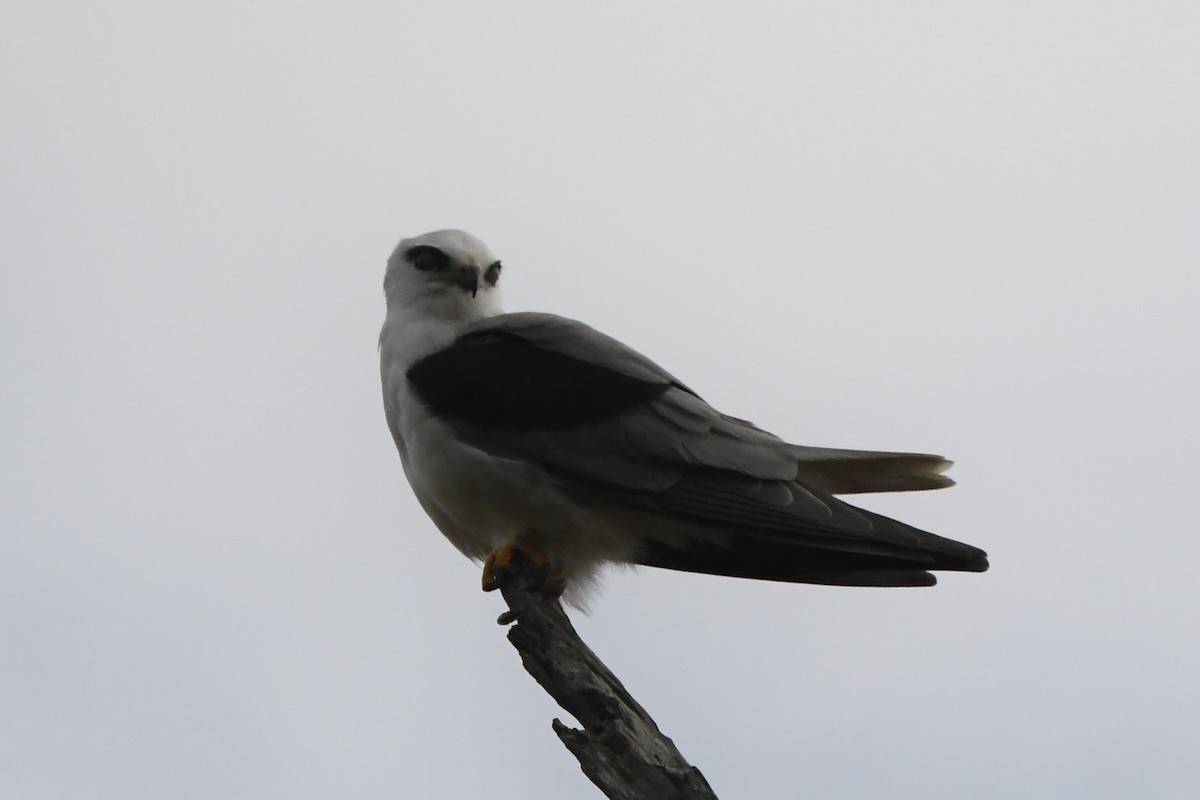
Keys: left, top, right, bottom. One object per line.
{"left": 406, "top": 245, "right": 450, "bottom": 272}
{"left": 484, "top": 261, "right": 502, "bottom": 286}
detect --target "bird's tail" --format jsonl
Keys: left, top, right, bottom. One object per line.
{"left": 790, "top": 446, "right": 954, "bottom": 495}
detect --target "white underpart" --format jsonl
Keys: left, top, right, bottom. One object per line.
{"left": 378, "top": 230, "right": 634, "bottom": 601}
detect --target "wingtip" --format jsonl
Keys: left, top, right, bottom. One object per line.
{"left": 948, "top": 548, "right": 989, "bottom": 574}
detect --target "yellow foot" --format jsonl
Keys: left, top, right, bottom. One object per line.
{"left": 481, "top": 540, "right": 566, "bottom": 597}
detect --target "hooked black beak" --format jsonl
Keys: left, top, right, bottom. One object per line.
{"left": 454, "top": 266, "right": 480, "bottom": 297}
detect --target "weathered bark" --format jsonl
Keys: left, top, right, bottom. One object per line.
{"left": 497, "top": 579, "right": 719, "bottom": 799}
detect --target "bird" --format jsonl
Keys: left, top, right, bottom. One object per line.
{"left": 379, "top": 229, "right": 988, "bottom": 607}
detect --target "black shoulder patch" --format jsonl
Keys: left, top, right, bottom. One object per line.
{"left": 407, "top": 331, "right": 672, "bottom": 431}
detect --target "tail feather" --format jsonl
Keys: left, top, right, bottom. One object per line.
{"left": 792, "top": 446, "right": 955, "bottom": 494}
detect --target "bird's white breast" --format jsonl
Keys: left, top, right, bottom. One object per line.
{"left": 380, "top": 304, "right": 648, "bottom": 604}
{"left": 380, "top": 310, "right": 587, "bottom": 561}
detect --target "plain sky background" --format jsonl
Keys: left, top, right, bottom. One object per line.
{"left": 3, "top": 2, "right": 1198, "bottom": 798}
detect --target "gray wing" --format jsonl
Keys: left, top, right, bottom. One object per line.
{"left": 407, "top": 312, "right": 988, "bottom": 584}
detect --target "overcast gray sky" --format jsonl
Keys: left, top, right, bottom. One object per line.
{"left": 3, "top": 2, "right": 1198, "bottom": 798}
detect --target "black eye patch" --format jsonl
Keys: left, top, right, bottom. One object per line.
{"left": 406, "top": 245, "right": 450, "bottom": 272}
{"left": 484, "top": 261, "right": 502, "bottom": 286}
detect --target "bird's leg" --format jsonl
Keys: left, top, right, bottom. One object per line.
{"left": 482, "top": 536, "right": 566, "bottom": 598}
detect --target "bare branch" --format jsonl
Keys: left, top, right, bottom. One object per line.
{"left": 497, "top": 579, "right": 719, "bottom": 799}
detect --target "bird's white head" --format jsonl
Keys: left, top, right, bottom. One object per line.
{"left": 383, "top": 229, "right": 503, "bottom": 321}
